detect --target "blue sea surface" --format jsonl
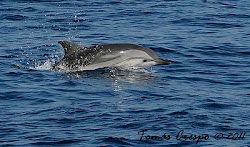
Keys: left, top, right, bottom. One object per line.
{"left": 0, "top": 0, "right": 249, "bottom": 146}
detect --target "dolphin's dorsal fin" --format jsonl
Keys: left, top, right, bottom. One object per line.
{"left": 58, "top": 41, "right": 84, "bottom": 55}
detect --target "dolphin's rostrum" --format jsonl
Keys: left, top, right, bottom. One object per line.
{"left": 52, "top": 41, "right": 171, "bottom": 72}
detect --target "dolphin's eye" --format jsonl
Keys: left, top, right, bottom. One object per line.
{"left": 143, "top": 59, "right": 148, "bottom": 62}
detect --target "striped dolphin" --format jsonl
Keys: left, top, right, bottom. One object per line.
{"left": 52, "top": 41, "right": 171, "bottom": 72}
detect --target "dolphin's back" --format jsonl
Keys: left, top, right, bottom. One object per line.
{"left": 100, "top": 44, "right": 159, "bottom": 59}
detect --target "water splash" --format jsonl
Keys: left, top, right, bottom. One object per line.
{"left": 33, "top": 59, "right": 56, "bottom": 71}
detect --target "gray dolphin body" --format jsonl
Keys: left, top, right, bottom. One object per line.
{"left": 52, "top": 41, "right": 171, "bottom": 72}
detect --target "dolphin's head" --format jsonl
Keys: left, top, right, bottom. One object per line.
{"left": 113, "top": 44, "right": 171, "bottom": 67}
{"left": 110, "top": 45, "right": 172, "bottom": 67}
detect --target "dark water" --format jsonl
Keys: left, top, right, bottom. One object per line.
{"left": 0, "top": 0, "right": 249, "bottom": 146}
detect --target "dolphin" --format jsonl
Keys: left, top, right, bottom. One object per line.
{"left": 52, "top": 41, "right": 171, "bottom": 72}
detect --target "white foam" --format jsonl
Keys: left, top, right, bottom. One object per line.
{"left": 33, "top": 59, "right": 56, "bottom": 70}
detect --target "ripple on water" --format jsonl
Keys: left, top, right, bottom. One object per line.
{"left": 204, "top": 22, "right": 244, "bottom": 28}
{"left": 114, "top": 122, "right": 145, "bottom": 129}
{"left": 168, "top": 111, "right": 189, "bottom": 116}
{"left": 2, "top": 14, "right": 28, "bottom": 21}
{"left": 31, "top": 139, "right": 82, "bottom": 146}
{"left": 101, "top": 137, "right": 132, "bottom": 146}
{"left": 200, "top": 102, "right": 236, "bottom": 110}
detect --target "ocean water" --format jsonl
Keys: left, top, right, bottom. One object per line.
{"left": 0, "top": 0, "right": 249, "bottom": 146}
